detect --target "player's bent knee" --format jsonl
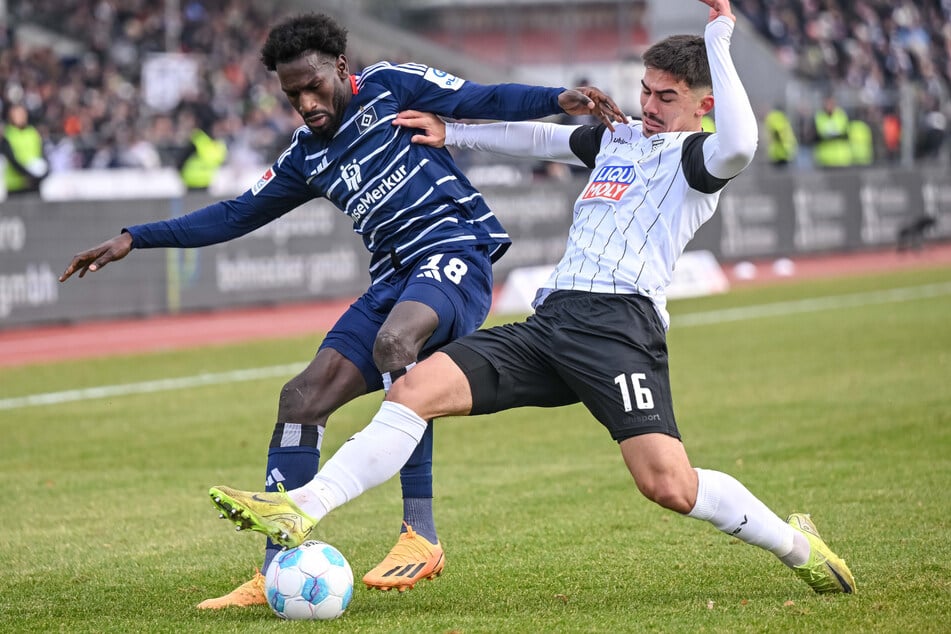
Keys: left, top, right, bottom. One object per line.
{"left": 385, "top": 377, "right": 429, "bottom": 412}
{"left": 386, "top": 355, "right": 470, "bottom": 419}
{"left": 278, "top": 377, "right": 332, "bottom": 422}
{"left": 373, "top": 328, "right": 419, "bottom": 370}
{"left": 636, "top": 478, "right": 695, "bottom": 514}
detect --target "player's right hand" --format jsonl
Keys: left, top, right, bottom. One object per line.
{"left": 559, "top": 87, "right": 627, "bottom": 131}
{"left": 59, "top": 232, "right": 134, "bottom": 282}
{"left": 393, "top": 110, "right": 447, "bottom": 147}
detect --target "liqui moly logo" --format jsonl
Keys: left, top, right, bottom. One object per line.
{"left": 581, "top": 165, "right": 636, "bottom": 201}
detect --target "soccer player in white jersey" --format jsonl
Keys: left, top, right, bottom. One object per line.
{"left": 208, "top": 0, "right": 855, "bottom": 596}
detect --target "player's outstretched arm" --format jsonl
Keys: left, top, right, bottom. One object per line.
{"left": 396, "top": 110, "right": 584, "bottom": 166}
{"left": 700, "top": 0, "right": 757, "bottom": 178}
{"left": 59, "top": 232, "right": 133, "bottom": 281}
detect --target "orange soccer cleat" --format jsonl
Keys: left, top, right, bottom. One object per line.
{"left": 362, "top": 523, "right": 445, "bottom": 592}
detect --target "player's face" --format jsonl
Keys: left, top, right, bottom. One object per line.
{"left": 639, "top": 68, "right": 710, "bottom": 137}
{"left": 277, "top": 51, "right": 351, "bottom": 139}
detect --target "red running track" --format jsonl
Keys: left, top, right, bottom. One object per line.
{"left": 2, "top": 243, "right": 950, "bottom": 368}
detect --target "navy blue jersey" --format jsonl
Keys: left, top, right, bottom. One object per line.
{"left": 127, "top": 63, "right": 565, "bottom": 285}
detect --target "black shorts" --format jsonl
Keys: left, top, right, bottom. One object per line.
{"left": 442, "top": 290, "right": 679, "bottom": 443}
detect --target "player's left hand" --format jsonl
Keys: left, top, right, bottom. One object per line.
{"left": 559, "top": 87, "right": 627, "bottom": 131}
{"left": 698, "top": 0, "right": 736, "bottom": 22}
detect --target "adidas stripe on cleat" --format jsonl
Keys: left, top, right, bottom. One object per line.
{"left": 362, "top": 523, "right": 445, "bottom": 592}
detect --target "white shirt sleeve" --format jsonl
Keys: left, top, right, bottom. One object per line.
{"left": 444, "top": 121, "right": 588, "bottom": 167}
{"left": 702, "top": 16, "right": 758, "bottom": 179}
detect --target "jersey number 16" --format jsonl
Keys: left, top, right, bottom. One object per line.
{"left": 614, "top": 372, "right": 655, "bottom": 411}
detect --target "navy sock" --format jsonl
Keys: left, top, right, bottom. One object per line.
{"left": 399, "top": 421, "right": 437, "bottom": 543}
{"left": 262, "top": 422, "right": 321, "bottom": 572}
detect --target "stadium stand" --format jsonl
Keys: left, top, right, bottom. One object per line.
{"left": 1, "top": 1, "right": 948, "bottom": 330}
{"left": 734, "top": 0, "right": 949, "bottom": 164}
{"left": 1, "top": 0, "right": 302, "bottom": 170}
{"left": 386, "top": 0, "right": 949, "bottom": 166}
{"left": 0, "top": 0, "right": 948, "bottom": 172}
{"left": 735, "top": 0, "right": 949, "bottom": 97}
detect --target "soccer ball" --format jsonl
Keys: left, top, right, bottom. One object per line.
{"left": 264, "top": 540, "right": 354, "bottom": 620}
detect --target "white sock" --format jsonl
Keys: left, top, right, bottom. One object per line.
{"left": 687, "top": 468, "right": 803, "bottom": 563}
{"left": 289, "top": 401, "right": 428, "bottom": 519}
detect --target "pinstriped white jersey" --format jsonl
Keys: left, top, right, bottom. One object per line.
{"left": 539, "top": 122, "right": 728, "bottom": 327}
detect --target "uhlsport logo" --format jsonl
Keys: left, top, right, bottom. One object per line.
{"left": 581, "top": 165, "right": 636, "bottom": 201}
{"left": 251, "top": 167, "right": 275, "bottom": 195}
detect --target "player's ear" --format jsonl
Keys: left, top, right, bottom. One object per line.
{"left": 697, "top": 93, "right": 714, "bottom": 117}
{"left": 336, "top": 54, "right": 349, "bottom": 78}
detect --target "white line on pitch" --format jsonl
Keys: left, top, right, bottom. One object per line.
{"left": 0, "top": 363, "right": 301, "bottom": 411}
{"left": 674, "top": 281, "right": 951, "bottom": 327}
{"left": 2, "top": 282, "right": 950, "bottom": 411}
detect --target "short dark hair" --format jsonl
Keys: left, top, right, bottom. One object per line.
{"left": 260, "top": 13, "right": 348, "bottom": 71}
{"left": 642, "top": 35, "right": 711, "bottom": 90}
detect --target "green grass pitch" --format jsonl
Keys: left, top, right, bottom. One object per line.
{"left": 1, "top": 266, "right": 949, "bottom": 633}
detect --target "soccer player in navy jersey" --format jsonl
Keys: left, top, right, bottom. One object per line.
{"left": 208, "top": 0, "right": 856, "bottom": 597}
{"left": 59, "top": 12, "right": 625, "bottom": 606}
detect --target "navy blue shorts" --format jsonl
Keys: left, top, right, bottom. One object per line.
{"left": 319, "top": 247, "right": 494, "bottom": 392}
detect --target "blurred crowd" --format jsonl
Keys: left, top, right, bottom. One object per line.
{"left": 1, "top": 0, "right": 305, "bottom": 176}
{"left": 1, "top": 0, "right": 949, "bottom": 190}
{"left": 736, "top": 0, "right": 949, "bottom": 102}
{"left": 735, "top": 0, "right": 949, "bottom": 165}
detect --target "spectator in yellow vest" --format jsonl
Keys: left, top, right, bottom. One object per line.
{"left": 848, "top": 115, "right": 874, "bottom": 166}
{"left": 2, "top": 103, "right": 49, "bottom": 194}
{"left": 764, "top": 105, "right": 798, "bottom": 167}
{"left": 813, "top": 95, "right": 851, "bottom": 168}
{"left": 177, "top": 115, "right": 228, "bottom": 191}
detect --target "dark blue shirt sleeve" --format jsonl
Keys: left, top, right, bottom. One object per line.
{"left": 366, "top": 65, "right": 565, "bottom": 121}
{"left": 125, "top": 154, "right": 313, "bottom": 249}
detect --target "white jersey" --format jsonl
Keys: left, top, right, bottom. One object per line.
{"left": 445, "top": 16, "right": 757, "bottom": 327}
{"left": 542, "top": 122, "right": 728, "bottom": 326}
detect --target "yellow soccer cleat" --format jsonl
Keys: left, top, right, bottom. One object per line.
{"left": 362, "top": 523, "right": 445, "bottom": 592}
{"left": 209, "top": 485, "right": 317, "bottom": 548}
{"left": 196, "top": 570, "right": 266, "bottom": 609}
{"left": 787, "top": 512, "right": 856, "bottom": 594}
